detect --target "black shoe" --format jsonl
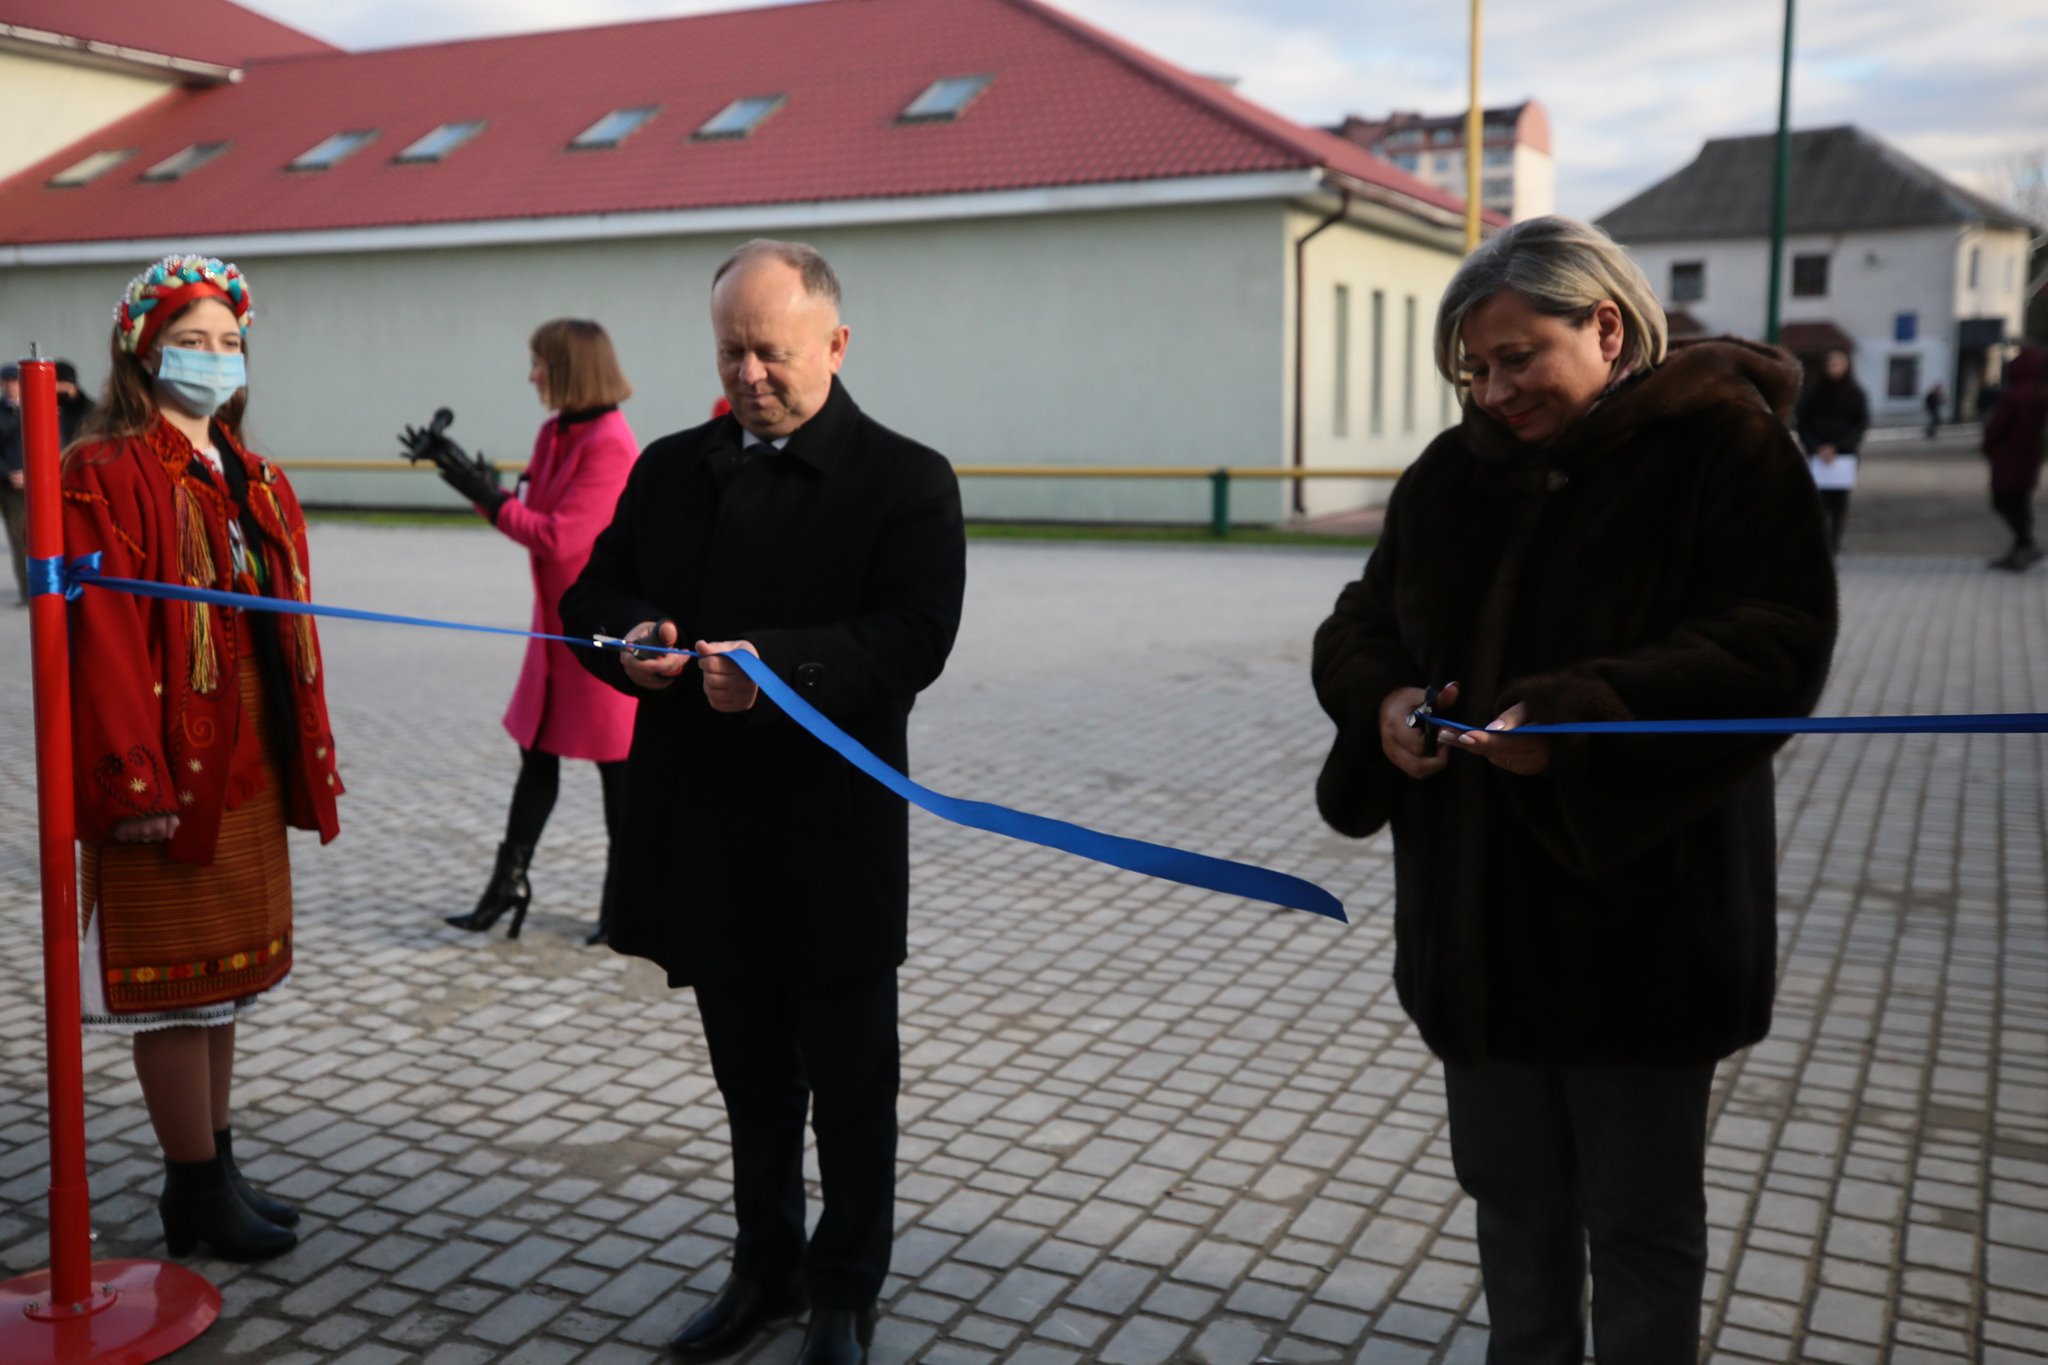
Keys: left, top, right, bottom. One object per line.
{"left": 668, "top": 1272, "right": 807, "bottom": 1360}
{"left": 795, "top": 1307, "right": 876, "bottom": 1365}
{"left": 159, "top": 1154, "right": 297, "bottom": 1262}
{"left": 446, "top": 840, "right": 534, "bottom": 938}
{"left": 215, "top": 1126, "right": 298, "bottom": 1228}
{"left": 582, "top": 922, "right": 609, "bottom": 946}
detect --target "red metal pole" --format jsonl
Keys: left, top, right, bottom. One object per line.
{"left": 20, "top": 356, "right": 92, "bottom": 1309}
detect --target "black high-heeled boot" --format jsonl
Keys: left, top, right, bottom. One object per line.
{"left": 216, "top": 1126, "right": 298, "bottom": 1228}
{"left": 583, "top": 851, "right": 615, "bottom": 947}
{"left": 446, "top": 840, "right": 533, "bottom": 938}
{"left": 159, "top": 1153, "right": 296, "bottom": 1261}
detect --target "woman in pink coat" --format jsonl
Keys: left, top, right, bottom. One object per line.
{"left": 436, "top": 320, "right": 639, "bottom": 943}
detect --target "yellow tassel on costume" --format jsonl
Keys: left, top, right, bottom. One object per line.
{"left": 260, "top": 483, "right": 319, "bottom": 683}
{"left": 175, "top": 483, "right": 222, "bottom": 695}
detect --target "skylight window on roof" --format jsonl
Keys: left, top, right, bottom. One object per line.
{"left": 48, "top": 148, "right": 135, "bottom": 187}
{"left": 900, "top": 75, "right": 992, "bottom": 123}
{"left": 289, "top": 130, "right": 378, "bottom": 171}
{"left": 694, "top": 96, "right": 785, "bottom": 141}
{"left": 572, "top": 106, "right": 660, "bottom": 150}
{"left": 393, "top": 121, "right": 487, "bottom": 164}
{"left": 138, "top": 142, "right": 232, "bottom": 182}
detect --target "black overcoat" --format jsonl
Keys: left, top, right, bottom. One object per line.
{"left": 560, "top": 378, "right": 966, "bottom": 986}
{"left": 1312, "top": 340, "right": 1839, "bottom": 1066}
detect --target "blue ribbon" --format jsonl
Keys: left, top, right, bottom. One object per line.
{"left": 28, "top": 552, "right": 94, "bottom": 601}
{"left": 1423, "top": 713, "right": 2048, "bottom": 736}
{"left": 55, "top": 558, "right": 1348, "bottom": 922}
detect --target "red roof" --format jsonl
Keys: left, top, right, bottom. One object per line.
{"left": 0, "top": 0, "right": 1471, "bottom": 247}
{"left": 0, "top": 0, "right": 336, "bottom": 69}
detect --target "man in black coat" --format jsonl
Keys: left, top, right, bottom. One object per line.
{"left": 560, "top": 240, "right": 966, "bottom": 1365}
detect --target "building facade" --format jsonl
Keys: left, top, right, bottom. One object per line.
{"left": 1600, "top": 126, "right": 2038, "bottom": 423}
{"left": 0, "top": 0, "right": 1486, "bottom": 523}
{"left": 1332, "top": 102, "right": 1554, "bottom": 223}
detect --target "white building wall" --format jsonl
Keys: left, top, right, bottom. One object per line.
{"left": 1511, "top": 145, "right": 1554, "bottom": 220}
{"left": 1288, "top": 208, "right": 1464, "bottom": 519}
{"left": 0, "top": 202, "right": 1291, "bottom": 521}
{"left": 0, "top": 51, "right": 177, "bottom": 184}
{"left": 1622, "top": 226, "right": 1986, "bottom": 421}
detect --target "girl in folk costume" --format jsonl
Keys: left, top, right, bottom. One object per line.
{"left": 406, "top": 319, "right": 638, "bottom": 943}
{"left": 64, "top": 256, "right": 342, "bottom": 1262}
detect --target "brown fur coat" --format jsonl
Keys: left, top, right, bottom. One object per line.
{"left": 1312, "top": 339, "right": 1838, "bottom": 1065}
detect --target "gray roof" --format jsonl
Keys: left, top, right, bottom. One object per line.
{"left": 1597, "top": 125, "right": 2036, "bottom": 242}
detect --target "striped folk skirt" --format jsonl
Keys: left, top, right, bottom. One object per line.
{"left": 80, "top": 641, "right": 293, "bottom": 1034}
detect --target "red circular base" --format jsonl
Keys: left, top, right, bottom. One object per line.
{"left": 0, "top": 1260, "right": 219, "bottom": 1364}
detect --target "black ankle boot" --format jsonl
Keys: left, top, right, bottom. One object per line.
{"left": 447, "top": 840, "right": 534, "bottom": 938}
{"left": 216, "top": 1126, "right": 298, "bottom": 1228}
{"left": 159, "top": 1153, "right": 296, "bottom": 1261}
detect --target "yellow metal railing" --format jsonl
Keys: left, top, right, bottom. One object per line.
{"left": 278, "top": 461, "right": 1409, "bottom": 536}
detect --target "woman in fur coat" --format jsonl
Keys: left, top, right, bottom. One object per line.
{"left": 1312, "top": 217, "right": 1837, "bottom": 1363}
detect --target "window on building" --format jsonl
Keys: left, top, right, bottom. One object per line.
{"left": 1482, "top": 177, "right": 1512, "bottom": 201}
{"left": 1894, "top": 312, "right": 1917, "bottom": 343}
{"left": 900, "top": 75, "right": 992, "bottom": 122}
{"left": 695, "top": 96, "right": 785, "bottom": 140}
{"left": 1670, "top": 261, "right": 1705, "bottom": 303}
{"left": 1370, "top": 289, "right": 1386, "bottom": 436}
{"left": 1393, "top": 153, "right": 1420, "bottom": 172}
{"left": 1968, "top": 245, "right": 1981, "bottom": 289}
{"left": 1482, "top": 147, "right": 1511, "bottom": 167}
{"left": 1333, "top": 285, "right": 1350, "bottom": 437}
{"left": 288, "top": 130, "right": 377, "bottom": 171}
{"left": 138, "top": 142, "right": 231, "bottom": 182}
{"left": 1403, "top": 295, "right": 1417, "bottom": 434}
{"left": 1791, "top": 253, "right": 1830, "bottom": 297}
{"left": 1887, "top": 355, "right": 1919, "bottom": 399}
{"left": 47, "top": 148, "right": 134, "bottom": 186}
{"left": 571, "top": 106, "right": 659, "bottom": 150}
{"left": 1431, "top": 128, "right": 1456, "bottom": 146}
{"left": 394, "top": 121, "right": 486, "bottom": 163}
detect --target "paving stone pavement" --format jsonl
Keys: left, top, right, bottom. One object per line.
{"left": 1, "top": 529, "right": 2045, "bottom": 1365}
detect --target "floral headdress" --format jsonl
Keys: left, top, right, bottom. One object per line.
{"left": 114, "top": 254, "right": 251, "bottom": 356}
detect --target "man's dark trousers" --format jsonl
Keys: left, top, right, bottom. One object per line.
{"left": 1443, "top": 1058, "right": 1714, "bottom": 1365}
{"left": 694, "top": 966, "right": 899, "bottom": 1309}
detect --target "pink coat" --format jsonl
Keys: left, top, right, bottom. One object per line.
{"left": 495, "top": 408, "right": 639, "bottom": 761}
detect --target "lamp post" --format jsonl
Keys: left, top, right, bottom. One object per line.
{"left": 1465, "top": 0, "right": 1483, "bottom": 253}
{"left": 1765, "top": 0, "right": 1796, "bottom": 344}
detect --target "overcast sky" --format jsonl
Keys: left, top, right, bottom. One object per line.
{"left": 241, "top": 0, "right": 2048, "bottom": 219}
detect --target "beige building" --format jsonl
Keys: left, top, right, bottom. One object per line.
{"left": 1333, "top": 101, "right": 1555, "bottom": 224}
{"left": 0, "top": 0, "right": 1482, "bottom": 524}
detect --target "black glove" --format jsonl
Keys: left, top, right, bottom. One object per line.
{"left": 399, "top": 408, "right": 509, "bottom": 520}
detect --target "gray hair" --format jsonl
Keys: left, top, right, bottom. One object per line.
{"left": 1433, "top": 216, "right": 1667, "bottom": 386}
{"left": 712, "top": 238, "right": 842, "bottom": 311}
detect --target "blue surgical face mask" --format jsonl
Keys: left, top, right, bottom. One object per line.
{"left": 155, "top": 345, "right": 247, "bottom": 417}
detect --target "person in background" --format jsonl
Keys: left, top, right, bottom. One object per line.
{"left": 1313, "top": 217, "right": 1836, "bottom": 1364}
{"left": 404, "top": 320, "right": 640, "bottom": 944}
{"left": 55, "top": 358, "right": 97, "bottom": 447}
{"left": 64, "top": 255, "right": 344, "bottom": 1261}
{"left": 1981, "top": 346, "right": 2047, "bottom": 572}
{"left": 1, "top": 362, "right": 24, "bottom": 605}
{"left": 1924, "top": 381, "right": 1946, "bottom": 439}
{"left": 1795, "top": 349, "right": 1869, "bottom": 555}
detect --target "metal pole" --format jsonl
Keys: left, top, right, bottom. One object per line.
{"left": 19, "top": 354, "right": 93, "bottom": 1309}
{"left": 1209, "top": 468, "right": 1231, "bottom": 537}
{"left": 1465, "top": 0, "right": 1483, "bottom": 252}
{"left": 1765, "top": 0, "right": 1796, "bottom": 344}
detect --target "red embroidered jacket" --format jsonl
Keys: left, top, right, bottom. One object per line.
{"left": 62, "top": 418, "right": 343, "bottom": 863}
